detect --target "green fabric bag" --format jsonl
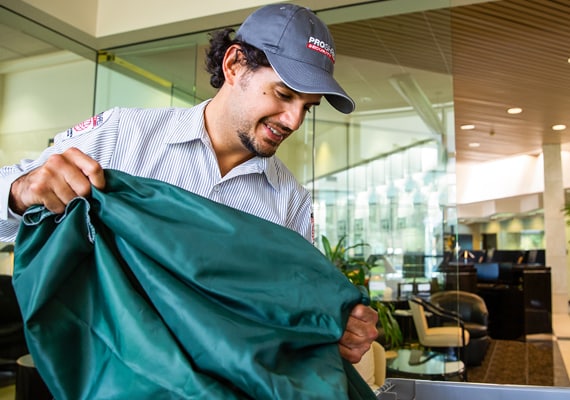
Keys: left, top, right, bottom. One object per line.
{"left": 13, "top": 169, "right": 376, "bottom": 400}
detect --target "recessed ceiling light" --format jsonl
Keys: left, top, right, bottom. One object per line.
{"left": 552, "top": 124, "right": 567, "bottom": 131}
{"left": 507, "top": 107, "right": 522, "bottom": 114}
{"left": 468, "top": 142, "right": 480, "bottom": 148}
{"left": 460, "top": 124, "right": 475, "bottom": 130}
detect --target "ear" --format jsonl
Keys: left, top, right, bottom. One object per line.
{"left": 222, "top": 44, "right": 245, "bottom": 86}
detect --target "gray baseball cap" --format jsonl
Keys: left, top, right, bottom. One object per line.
{"left": 236, "top": 4, "right": 355, "bottom": 114}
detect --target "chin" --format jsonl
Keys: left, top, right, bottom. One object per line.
{"left": 255, "top": 150, "right": 276, "bottom": 158}
{"left": 255, "top": 142, "right": 279, "bottom": 158}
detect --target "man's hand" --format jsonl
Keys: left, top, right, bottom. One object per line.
{"left": 339, "top": 304, "right": 379, "bottom": 363}
{"left": 9, "top": 147, "right": 105, "bottom": 215}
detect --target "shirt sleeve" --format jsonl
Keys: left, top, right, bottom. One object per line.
{"left": 0, "top": 174, "right": 24, "bottom": 240}
{"left": 0, "top": 108, "right": 120, "bottom": 242}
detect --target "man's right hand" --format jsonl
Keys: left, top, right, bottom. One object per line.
{"left": 9, "top": 147, "right": 105, "bottom": 215}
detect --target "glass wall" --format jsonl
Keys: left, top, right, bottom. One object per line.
{"left": 0, "top": 8, "right": 97, "bottom": 167}
{"left": 0, "top": 2, "right": 458, "bottom": 296}
{"left": 305, "top": 102, "right": 455, "bottom": 298}
{"left": 308, "top": 4, "right": 455, "bottom": 299}
{"left": 94, "top": 33, "right": 210, "bottom": 112}
{"left": 0, "top": 0, "right": 488, "bottom": 385}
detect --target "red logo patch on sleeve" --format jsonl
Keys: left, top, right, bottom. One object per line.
{"left": 65, "top": 112, "right": 108, "bottom": 139}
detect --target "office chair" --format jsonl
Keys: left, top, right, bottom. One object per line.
{"left": 353, "top": 341, "right": 386, "bottom": 391}
{"left": 408, "top": 296, "right": 470, "bottom": 380}
{"left": 0, "top": 274, "right": 28, "bottom": 386}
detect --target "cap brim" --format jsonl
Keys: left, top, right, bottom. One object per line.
{"left": 265, "top": 53, "right": 355, "bottom": 114}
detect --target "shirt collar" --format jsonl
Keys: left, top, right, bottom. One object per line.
{"left": 164, "top": 99, "right": 210, "bottom": 145}
{"left": 254, "top": 157, "right": 280, "bottom": 191}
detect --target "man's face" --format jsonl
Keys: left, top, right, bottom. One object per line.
{"left": 232, "top": 66, "right": 322, "bottom": 158}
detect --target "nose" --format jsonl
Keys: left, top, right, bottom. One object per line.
{"left": 281, "top": 103, "right": 306, "bottom": 132}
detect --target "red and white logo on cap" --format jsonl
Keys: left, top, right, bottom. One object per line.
{"left": 307, "top": 36, "right": 335, "bottom": 63}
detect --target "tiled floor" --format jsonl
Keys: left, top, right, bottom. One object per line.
{"left": 1, "top": 312, "right": 570, "bottom": 399}
{"left": 553, "top": 311, "right": 570, "bottom": 382}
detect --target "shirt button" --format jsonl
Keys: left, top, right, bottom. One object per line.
{"left": 213, "top": 185, "right": 220, "bottom": 192}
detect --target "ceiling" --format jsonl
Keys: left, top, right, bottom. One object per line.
{"left": 452, "top": 0, "right": 570, "bottom": 162}
{"left": 329, "top": 0, "right": 570, "bottom": 163}
{"left": 1, "top": 0, "right": 569, "bottom": 164}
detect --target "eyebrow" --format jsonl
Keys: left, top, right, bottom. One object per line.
{"left": 276, "top": 81, "right": 322, "bottom": 107}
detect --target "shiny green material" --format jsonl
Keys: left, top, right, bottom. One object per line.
{"left": 13, "top": 170, "right": 375, "bottom": 399}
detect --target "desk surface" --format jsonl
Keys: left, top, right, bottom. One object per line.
{"left": 386, "top": 349, "right": 465, "bottom": 380}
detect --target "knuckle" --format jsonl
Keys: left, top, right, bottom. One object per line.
{"left": 75, "top": 181, "right": 92, "bottom": 197}
{"left": 27, "top": 175, "right": 51, "bottom": 196}
{"left": 64, "top": 147, "right": 81, "bottom": 156}
{"left": 44, "top": 153, "right": 67, "bottom": 169}
{"left": 44, "top": 200, "right": 65, "bottom": 214}
{"left": 84, "top": 162, "right": 103, "bottom": 176}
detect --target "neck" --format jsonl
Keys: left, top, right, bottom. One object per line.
{"left": 204, "top": 96, "right": 255, "bottom": 177}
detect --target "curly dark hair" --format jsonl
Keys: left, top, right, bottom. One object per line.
{"left": 205, "top": 28, "right": 271, "bottom": 89}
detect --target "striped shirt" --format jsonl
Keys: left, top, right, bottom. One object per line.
{"left": 0, "top": 100, "right": 313, "bottom": 243}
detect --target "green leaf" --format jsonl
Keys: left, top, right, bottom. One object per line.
{"left": 374, "top": 301, "right": 403, "bottom": 349}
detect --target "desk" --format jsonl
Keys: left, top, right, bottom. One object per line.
{"left": 477, "top": 266, "right": 551, "bottom": 339}
{"left": 386, "top": 348, "right": 465, "bottom": 381}
{"left": 437, "top": 262, "right": 478, "bottom": 293}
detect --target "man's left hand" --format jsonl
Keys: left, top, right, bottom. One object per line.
{"left": 338, "top": 304, "right": 379, "bottom": 363}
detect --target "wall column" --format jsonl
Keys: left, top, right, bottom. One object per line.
{"left": 542, "top": 144, "right": 568, "bottom": 313}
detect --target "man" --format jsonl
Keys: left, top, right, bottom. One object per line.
{"left": 0, "top": 3, "right": 377, "bottom": 363}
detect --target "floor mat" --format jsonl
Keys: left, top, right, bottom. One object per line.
{"left": 467, "top": 339, "right": 570, "bottom": 387}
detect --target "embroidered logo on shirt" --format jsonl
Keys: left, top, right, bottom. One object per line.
{"left": 65, "top": 111, "right": 108, "bottom": 139}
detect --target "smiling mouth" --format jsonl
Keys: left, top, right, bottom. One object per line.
{"left": 265, "top": 123, "right": 285, "bottom": 143}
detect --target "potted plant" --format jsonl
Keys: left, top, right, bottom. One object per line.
{"left": 320, "top": 235, "right": 403, "bottom": 353}
{"left": 372, "top": 300, "right": 403, "bottom": 355}
{"left": 321, "top": 235, "right": 371, "bottom": 286}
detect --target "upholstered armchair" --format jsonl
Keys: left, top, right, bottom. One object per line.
{"left": 430, "top": 290, "right": 491, "bottom": 366}
{"left": 353, "top": 341, "right": 386, "bottom": 391}
{"left": 408, "top": 296, "right": 470, "bottom": 381}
